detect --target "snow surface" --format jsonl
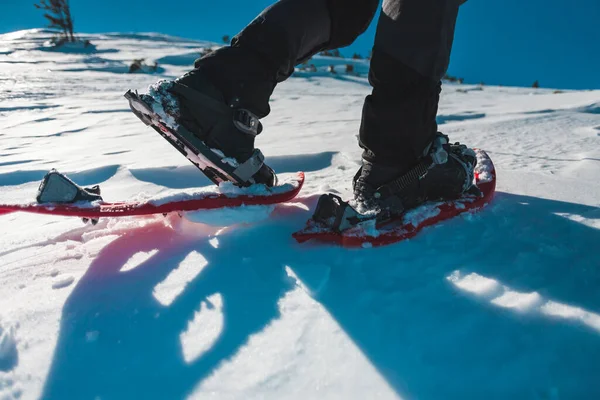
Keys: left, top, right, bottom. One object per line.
{"left": 1, "top": 29, "right": 600, "bottom": 399}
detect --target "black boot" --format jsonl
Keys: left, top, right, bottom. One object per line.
{"left": 353, "top": 133, "right": 478, "bottom": 221}
{"left": 140, "top": 45, "right": 278, "bottom": 186}
{"left": 308, "top": 134, "right": 477, "bottom": 233}
{"left": 351, "top": 48, "right": 478, "bottom": 219}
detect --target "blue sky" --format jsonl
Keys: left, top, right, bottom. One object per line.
{"left": 2, "top": 0, "right": 599, "bottom": 89}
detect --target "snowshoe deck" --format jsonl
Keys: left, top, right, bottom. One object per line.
{"left": 293, "top": 150, "right": 495, "bottom": 247}
{"left": 0, "top": 172, "right": 304, "bottom": 219}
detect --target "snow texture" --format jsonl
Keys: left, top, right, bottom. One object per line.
{"left": 145, "top": 174, "right": 300, "bottom": 206}
{"left": 51, "top": 276, "right": 75, "bottom": 290}
{"left": 0, "top": 29, "right": 600, "bottom": 400}
{"left": 0, "top": 320, "right": 18, "bottom": 372}
{"left": 474, "top": 148, "right": 494, "bottom": 183}
{"left": 183, "top": 205, "right": 276, "bottom": 227}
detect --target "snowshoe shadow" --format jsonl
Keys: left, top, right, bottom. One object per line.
{"left": 0, "top": 164, "right": 119, "bottom": 187}
{"left": 129, "top": 165, "right": 213, "bottom": 189}
{"left": 129, "top": 152, "right": 336, "bottom": 189}
{"left": 40, "top": 215, "right": 299, "bottom": 399}
{"left": 267, "top": 151, "right": 337, "bottom": 174}
{"left": 39, "top": 193, "right": 600, "bottom": 399}
{"left": 437, "top": 112, "right": 486, "bottom": 125}
{"left": 284, "top": 192, "right": 600, "bottom": 398}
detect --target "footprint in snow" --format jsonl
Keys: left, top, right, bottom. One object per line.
{"left": 52, "top": 276, "right": 75, "bottom": 290}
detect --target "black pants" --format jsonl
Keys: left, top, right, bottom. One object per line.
{"left": 232, "top": 0, "right": 464, "bottom": 169}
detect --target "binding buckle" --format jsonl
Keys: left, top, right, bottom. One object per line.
{"left": 233, "top": 109, "right": 261, "bottom": 136}
{"left": 430, "top": 133, "right": 449, "bottom": 165}
{"left": 232, "top": 149, "right": 265, "bottom": 183}
{"left": 312, "top": 194, "right": 375, "bottom": 232}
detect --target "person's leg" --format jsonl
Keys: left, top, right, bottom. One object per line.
{"left": 179, "top": 0, "right": 379, "bottom": 118}
{"left": 353, "top": 0, "right": 477, "bottom": 215}
{"left": 146, "top": 0, "right": 378, "bottom": 185}
{"left": 359, "top": 0, "right": 463, "bottom": 172}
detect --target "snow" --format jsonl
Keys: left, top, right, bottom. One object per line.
{"left": 0, "top": 29, "right": 600, "bottom": 399}
{"left": 474, "top": 148, "right": 495, "bottom": 183}
{"left": 141, "top": 173, "right": 301, "bottom": 207}
{"left": 50, "top": 276, "right": 75, "bottom": 290}
{"left": 0, "top": 320, "right": 18, "bottom": 372}
{"left": 183, "top": 205, "right": 276, "bottom": 227}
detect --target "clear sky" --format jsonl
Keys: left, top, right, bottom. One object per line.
{"left": 2, "top": 0, "right": 599, "bottom": 89}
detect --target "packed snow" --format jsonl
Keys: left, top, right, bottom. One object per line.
{"left": 1, "top": 29, "right": 600, "bottom": 399}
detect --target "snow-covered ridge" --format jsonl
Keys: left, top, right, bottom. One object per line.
{"left": 1, "top": 29, "right": 600, "bottom": 400}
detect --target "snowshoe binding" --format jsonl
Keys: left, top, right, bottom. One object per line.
{"left": 125, "top": 78, "right": 276, "bottom": 188}
{"left": 310, "top": 133, "right": 479, "bottom": 232}
{"left": 37, "top": 169, "right": 102, "bottom": 204}
{"left": 36, "top": 169, "right": 103, "bottom": 225}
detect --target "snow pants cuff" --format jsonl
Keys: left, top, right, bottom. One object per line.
{"left": 375, "top": 0, "right": 463, "bottom": 81}
{"left": 233, "top": 0, "right": 333, "bottom": 82}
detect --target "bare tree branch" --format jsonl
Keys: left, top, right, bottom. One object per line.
{"left": 34, "top": 0, "right": 76, "bottom": 42}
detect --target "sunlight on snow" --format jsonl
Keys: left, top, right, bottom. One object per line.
{"left": 554, "top": 212, "right": 600, "bottom": 230}
{"left": 120, "top": 249, "right": 159, "bottom": 272}
{"left": 446, "top": 270, "right": 499, "bottom": 295}
{"left": 153, "top": 251, "right": 208, "bottom": 306}
{"left": 180, "top": 293, "right": 224, "bottom": 364}
{"left": 540, "top": 301, "right": 600, "bottom": 331}
{"left": 447, "top": 270, "right": 600, "bottom": 333}
{"left": 491, "top": 290, "right": 542, "bottom": 310}
{"left": 209, "top": 237, "right": 219, "bottom": 249}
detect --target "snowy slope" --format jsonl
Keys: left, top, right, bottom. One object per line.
{"left": 1, "top": 29, "right": 600, "bottom": 400}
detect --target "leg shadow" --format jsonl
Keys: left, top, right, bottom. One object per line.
{"left": 40, "top": 193, "right": 600, "bottom": 399}
{"left": 41, "top": 218, "right": 295, "bottom": 399}
{"left": 285, "top": 193, "right": 600, "bottom": 398}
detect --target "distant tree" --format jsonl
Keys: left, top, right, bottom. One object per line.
{"left": 352, "top": 53, "right": 363, "bottom": 60}
{"left": 345, "top": 64, "right": 354, "bottom": 74}
{"left": 532, "top": 80, "right": 540, "bottom": 88}
{"left": 34, "top": 0, "right": 75, "bottom": 43}
{"left": 222, "top": 35, "right": 230, "bottom": 44}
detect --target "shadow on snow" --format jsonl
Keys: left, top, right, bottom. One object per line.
{"left": 40, "top": 192, "right": 600, "bottom": 399}
{"left": 129, "top": 152, "right": 337, "bottom": 189}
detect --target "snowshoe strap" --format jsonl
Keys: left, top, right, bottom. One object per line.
{"left": 449, "top": 149, "right": 476, "bottom": 193}
{"left": 374, "top": 160, "right": 430, "bottom": 200}
{"left": 427, "top": 133, "right": 450, "bottom": 164}
{"left": 232, "top": 149, "right": 266, "bottom": 183}
{"left": 374, "top": 133, "right": 450, "bottom": 199}
{"left": 233, "top": 108, "right": 261, "bottom": 136}
{"left": 313, "top": 194, "right": 375, "bottom": 232}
